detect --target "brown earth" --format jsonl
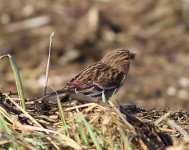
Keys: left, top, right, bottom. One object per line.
{"left": 0, "top": 0, "right": 189, "bottom": 110}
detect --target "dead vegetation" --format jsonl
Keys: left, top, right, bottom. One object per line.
{"left": 0, "top": 90, "right": 189, "bottom": 149}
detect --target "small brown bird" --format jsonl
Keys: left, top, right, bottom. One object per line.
{"left": 40, "top": 49, "right": 135, "bottom": 110}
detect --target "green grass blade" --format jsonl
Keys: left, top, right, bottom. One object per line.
{"left": 8, "top": 55, "right": 25, "bottom": 109}
{"left": 119, "top": 127, "right": 132, "bottom": 150}
{"left": 0, "top": 54, "right": 25, "bottom": 109}
{"left": 78, "top": 114, "right": 102, "bottom": 150}
{"left": 0, "top": 114, "right": 11, "bottom": 134}
{"left": 48, "top": 86, "right": 68, "bottom": 135}
{"left": 154, "top": 111, "right": 171, "bottom": 126}
{"left": 0, "top": 115, "right": 20, "bottom": 150}
{"left": 76, "top": 121, "right": 89, "bottom": 145}
{"left": 55, "top": 91, "right": 68, "bottom": 135}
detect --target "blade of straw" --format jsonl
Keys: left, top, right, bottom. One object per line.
{"left": 44, "top": 32, "right": 54, "bottom": 95}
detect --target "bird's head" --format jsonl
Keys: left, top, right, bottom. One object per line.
{"left": 101, "top": 49, "right": 136, "bottom": 73}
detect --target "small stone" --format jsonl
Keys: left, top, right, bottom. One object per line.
{"left": 179, "top": 77, "right": 189, "bottom": 88}
{"left": 167, "top": 87, "right": 176, "bottom": 96}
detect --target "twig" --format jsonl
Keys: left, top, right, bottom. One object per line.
{"left": 3, "top": 93, "right": 60, "bottom": 150}
{"left": 44, "top": 32, "right": 54, "bottom": 95}
{"left": 108, "top": 101, "right": 136, "bottom": 133}
{"left": 167, "top": 119, "right": 189, "bottom": 137}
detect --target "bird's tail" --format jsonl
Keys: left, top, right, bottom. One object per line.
{"left": 40, "top": 88, "right": 69, "bottom": 111}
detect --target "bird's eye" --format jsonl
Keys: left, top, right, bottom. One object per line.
{"left": 125, "top": 57, "right": 129, "bottom": 60}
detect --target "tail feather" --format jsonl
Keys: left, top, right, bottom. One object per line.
{"left": 40, "top": 89, "right": 68, "bottom": 110}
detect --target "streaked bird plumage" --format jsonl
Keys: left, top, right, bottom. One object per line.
{"left": 40, "top": 49, "right": 135, "bottom": 110}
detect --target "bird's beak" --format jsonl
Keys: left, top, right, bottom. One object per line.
{"left": 130, "top": 52, "right": 136, "bottom": 61}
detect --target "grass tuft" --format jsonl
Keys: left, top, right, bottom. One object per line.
{"left": 154, "top": 111, "right": 171, "bottom": 125}
{"left": 0, "top": 54, "right": 25, "bottom": 109}
{"left": 75, "top": 107, "right": 102, "bottom": 150}
{"left": 54, "top": 88, "right": 68, "bottom": 135}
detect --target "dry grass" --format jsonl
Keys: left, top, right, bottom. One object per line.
{"left": 0, "top": 90, "right": 189, "bottom": 150}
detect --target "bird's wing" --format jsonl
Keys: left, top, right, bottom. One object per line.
{"left": 67, "top": 63, "right": 126, "bottom": 99}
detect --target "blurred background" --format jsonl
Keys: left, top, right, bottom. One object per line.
{"left": 0, "top": 0, "right": 189, "bottom": 109}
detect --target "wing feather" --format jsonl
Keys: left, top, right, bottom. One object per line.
{"left": 67, "top": 62, "right": 126, "bottom": 100}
